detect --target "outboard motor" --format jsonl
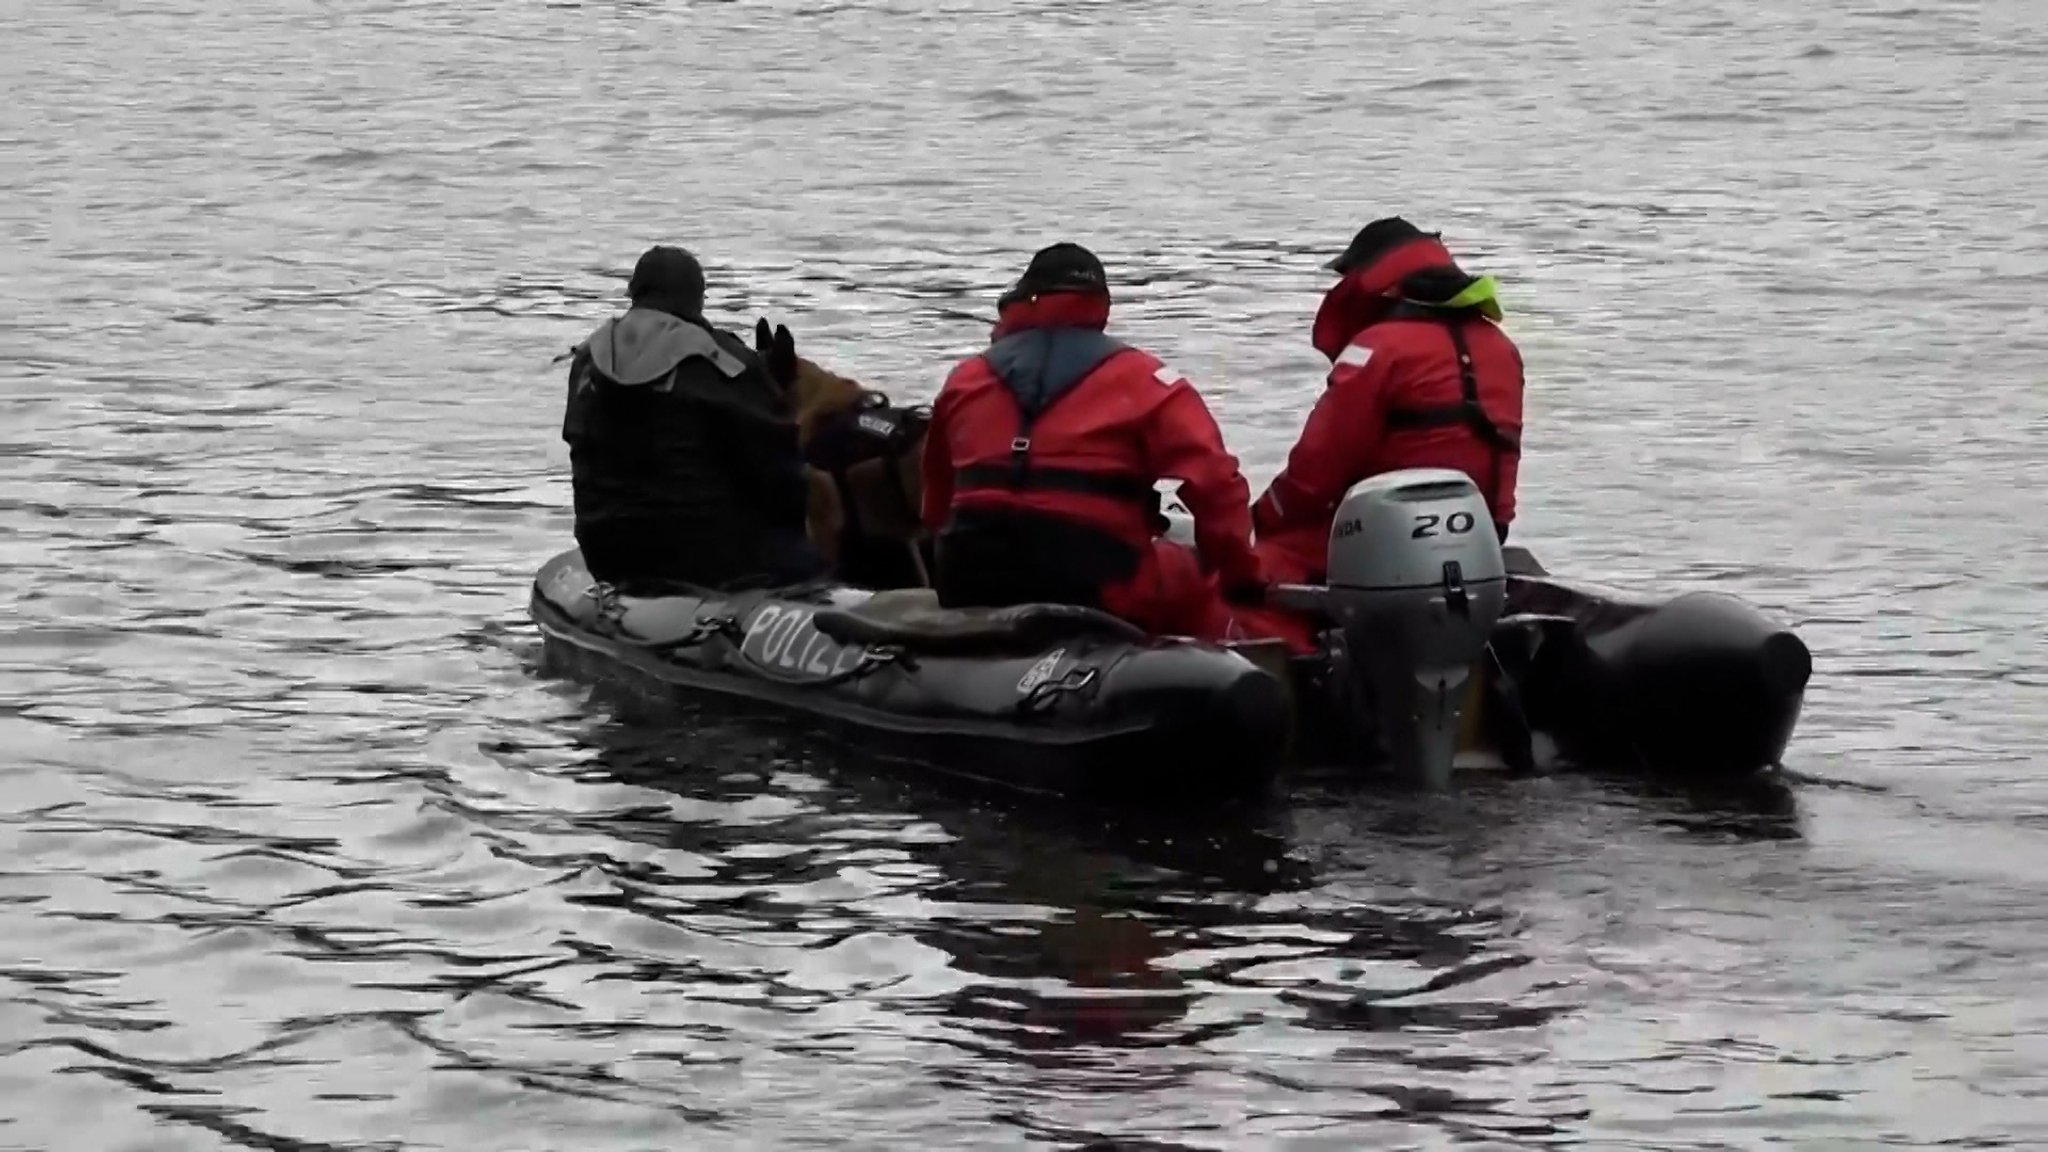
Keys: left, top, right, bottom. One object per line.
{"left": 1305, "top": 468, "right": 1507, "bottom": 788}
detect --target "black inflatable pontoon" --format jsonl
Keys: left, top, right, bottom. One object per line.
{"left": 530, "top": 549, "right": 1291, "bottom": 801}
{"left": 1485, "top": 548, "right": 1812, "bottom": 778}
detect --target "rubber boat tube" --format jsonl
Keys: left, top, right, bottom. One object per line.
{"left": 1483, "top": 547, "right": 1812, "bottom": 778}
{"left": 530, "top": 549, "right": 1290, "bottom": 801}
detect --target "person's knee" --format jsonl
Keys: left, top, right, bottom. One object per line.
{"left": 1146, "top": 540, "right": 1209, "bottom": 594}
{"left": 1108, "top": 551, "right": 1230, "bottom": 640}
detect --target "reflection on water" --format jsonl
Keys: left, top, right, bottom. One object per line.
{"left": 555, "top": 713, "right": 1589, "bottom": 1144}
{"left": 4, "top": 0, "right": 2047, "bottom": 1145}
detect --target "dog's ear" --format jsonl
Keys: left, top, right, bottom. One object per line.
{"left": 760, "top": 324, "right": 797, "bottom": 391}
{"left": 754, "top": 317, "right": 773, "bottom": 357}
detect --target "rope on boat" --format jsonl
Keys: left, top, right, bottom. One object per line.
{"left": 1014, "top": 665, "right": 1101, "bottom": 716}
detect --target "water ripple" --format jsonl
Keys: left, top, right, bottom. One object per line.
{"left": 4, "top": 0, "right": 2047, "bottom": 1146}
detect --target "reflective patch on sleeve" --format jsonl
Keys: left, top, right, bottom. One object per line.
{"left": 1336, "top": 344, "right": 1373, "bottom": 369}
{"left": 1154, "top": 365, "right": 1184, "bottom": 386}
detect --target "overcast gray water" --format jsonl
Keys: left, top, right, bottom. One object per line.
{"left": 3, "top": 0, "right": 2046, "bottom": 1147}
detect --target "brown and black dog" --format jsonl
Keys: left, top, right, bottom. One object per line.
{"left": 753, "top": 319, "right": 933, "bottom": 591}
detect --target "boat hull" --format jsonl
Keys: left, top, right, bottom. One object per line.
{"left": 531, "top": 549, "right": 1291, "bottom": 802}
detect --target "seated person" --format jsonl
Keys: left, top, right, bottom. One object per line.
{"left": 561, "top": 245, "right": 825, "bottom": 593}
{"left": 918, "top": 242, "right": 1275, "bottom": 644}
{"left": 1255, "top": 217, "right": 1525, "bottom": 584}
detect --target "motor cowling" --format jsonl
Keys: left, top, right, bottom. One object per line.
{"left": 1321, "top": 468, "right": 1507, "bottom": 788}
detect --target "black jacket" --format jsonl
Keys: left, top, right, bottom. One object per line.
{"left": 562, "top": 306, "right": 818, "bottom": 591}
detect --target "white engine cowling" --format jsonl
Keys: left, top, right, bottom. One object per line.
{"left": 1319, "top": 468, "right": 1507, "bottom": 788}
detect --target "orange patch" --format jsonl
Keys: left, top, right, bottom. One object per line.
{"left": 786, "top": 355, "right": 929, "bottom": 578}
{"left": 791, "top": 356, "right": 868, "bottom": 569}
{"left": 791, "top": 357, "right": 870, "bottom": 452}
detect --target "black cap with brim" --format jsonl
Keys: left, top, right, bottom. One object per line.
{"left": 999, "top": 242, "right": 1109, "bottom": 308}
{"left": 1324, "top": 217, "right": 1439, "bottom": 273}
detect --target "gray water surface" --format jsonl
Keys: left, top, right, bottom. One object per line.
{"left": 4, "top": 0, "right": 2046, "bottom": 1148}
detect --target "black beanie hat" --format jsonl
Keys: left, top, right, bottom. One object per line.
{"left": 627, "top": 245, "right": 706, "bottom": 314}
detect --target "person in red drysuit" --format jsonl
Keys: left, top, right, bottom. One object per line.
{"left": 1254, "top": 218, "right": 1526, "bottom": 585}
{"left": 921, "top": 242, "right": 1304, "bottom": 648}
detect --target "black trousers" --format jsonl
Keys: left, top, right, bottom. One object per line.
{"left": 933, "top": 508, "right": 1137, "bottom": 610}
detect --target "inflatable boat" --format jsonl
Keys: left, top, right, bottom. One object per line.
{"left": 530, "top": 468, "right": 1812, "bottom": 797}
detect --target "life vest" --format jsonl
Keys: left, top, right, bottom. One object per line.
{"left": 949, "top": 328, "right": 1163, "bottom": 528}
{"left": 1379, "top": 300, "right": 1523, "bottom": 520}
